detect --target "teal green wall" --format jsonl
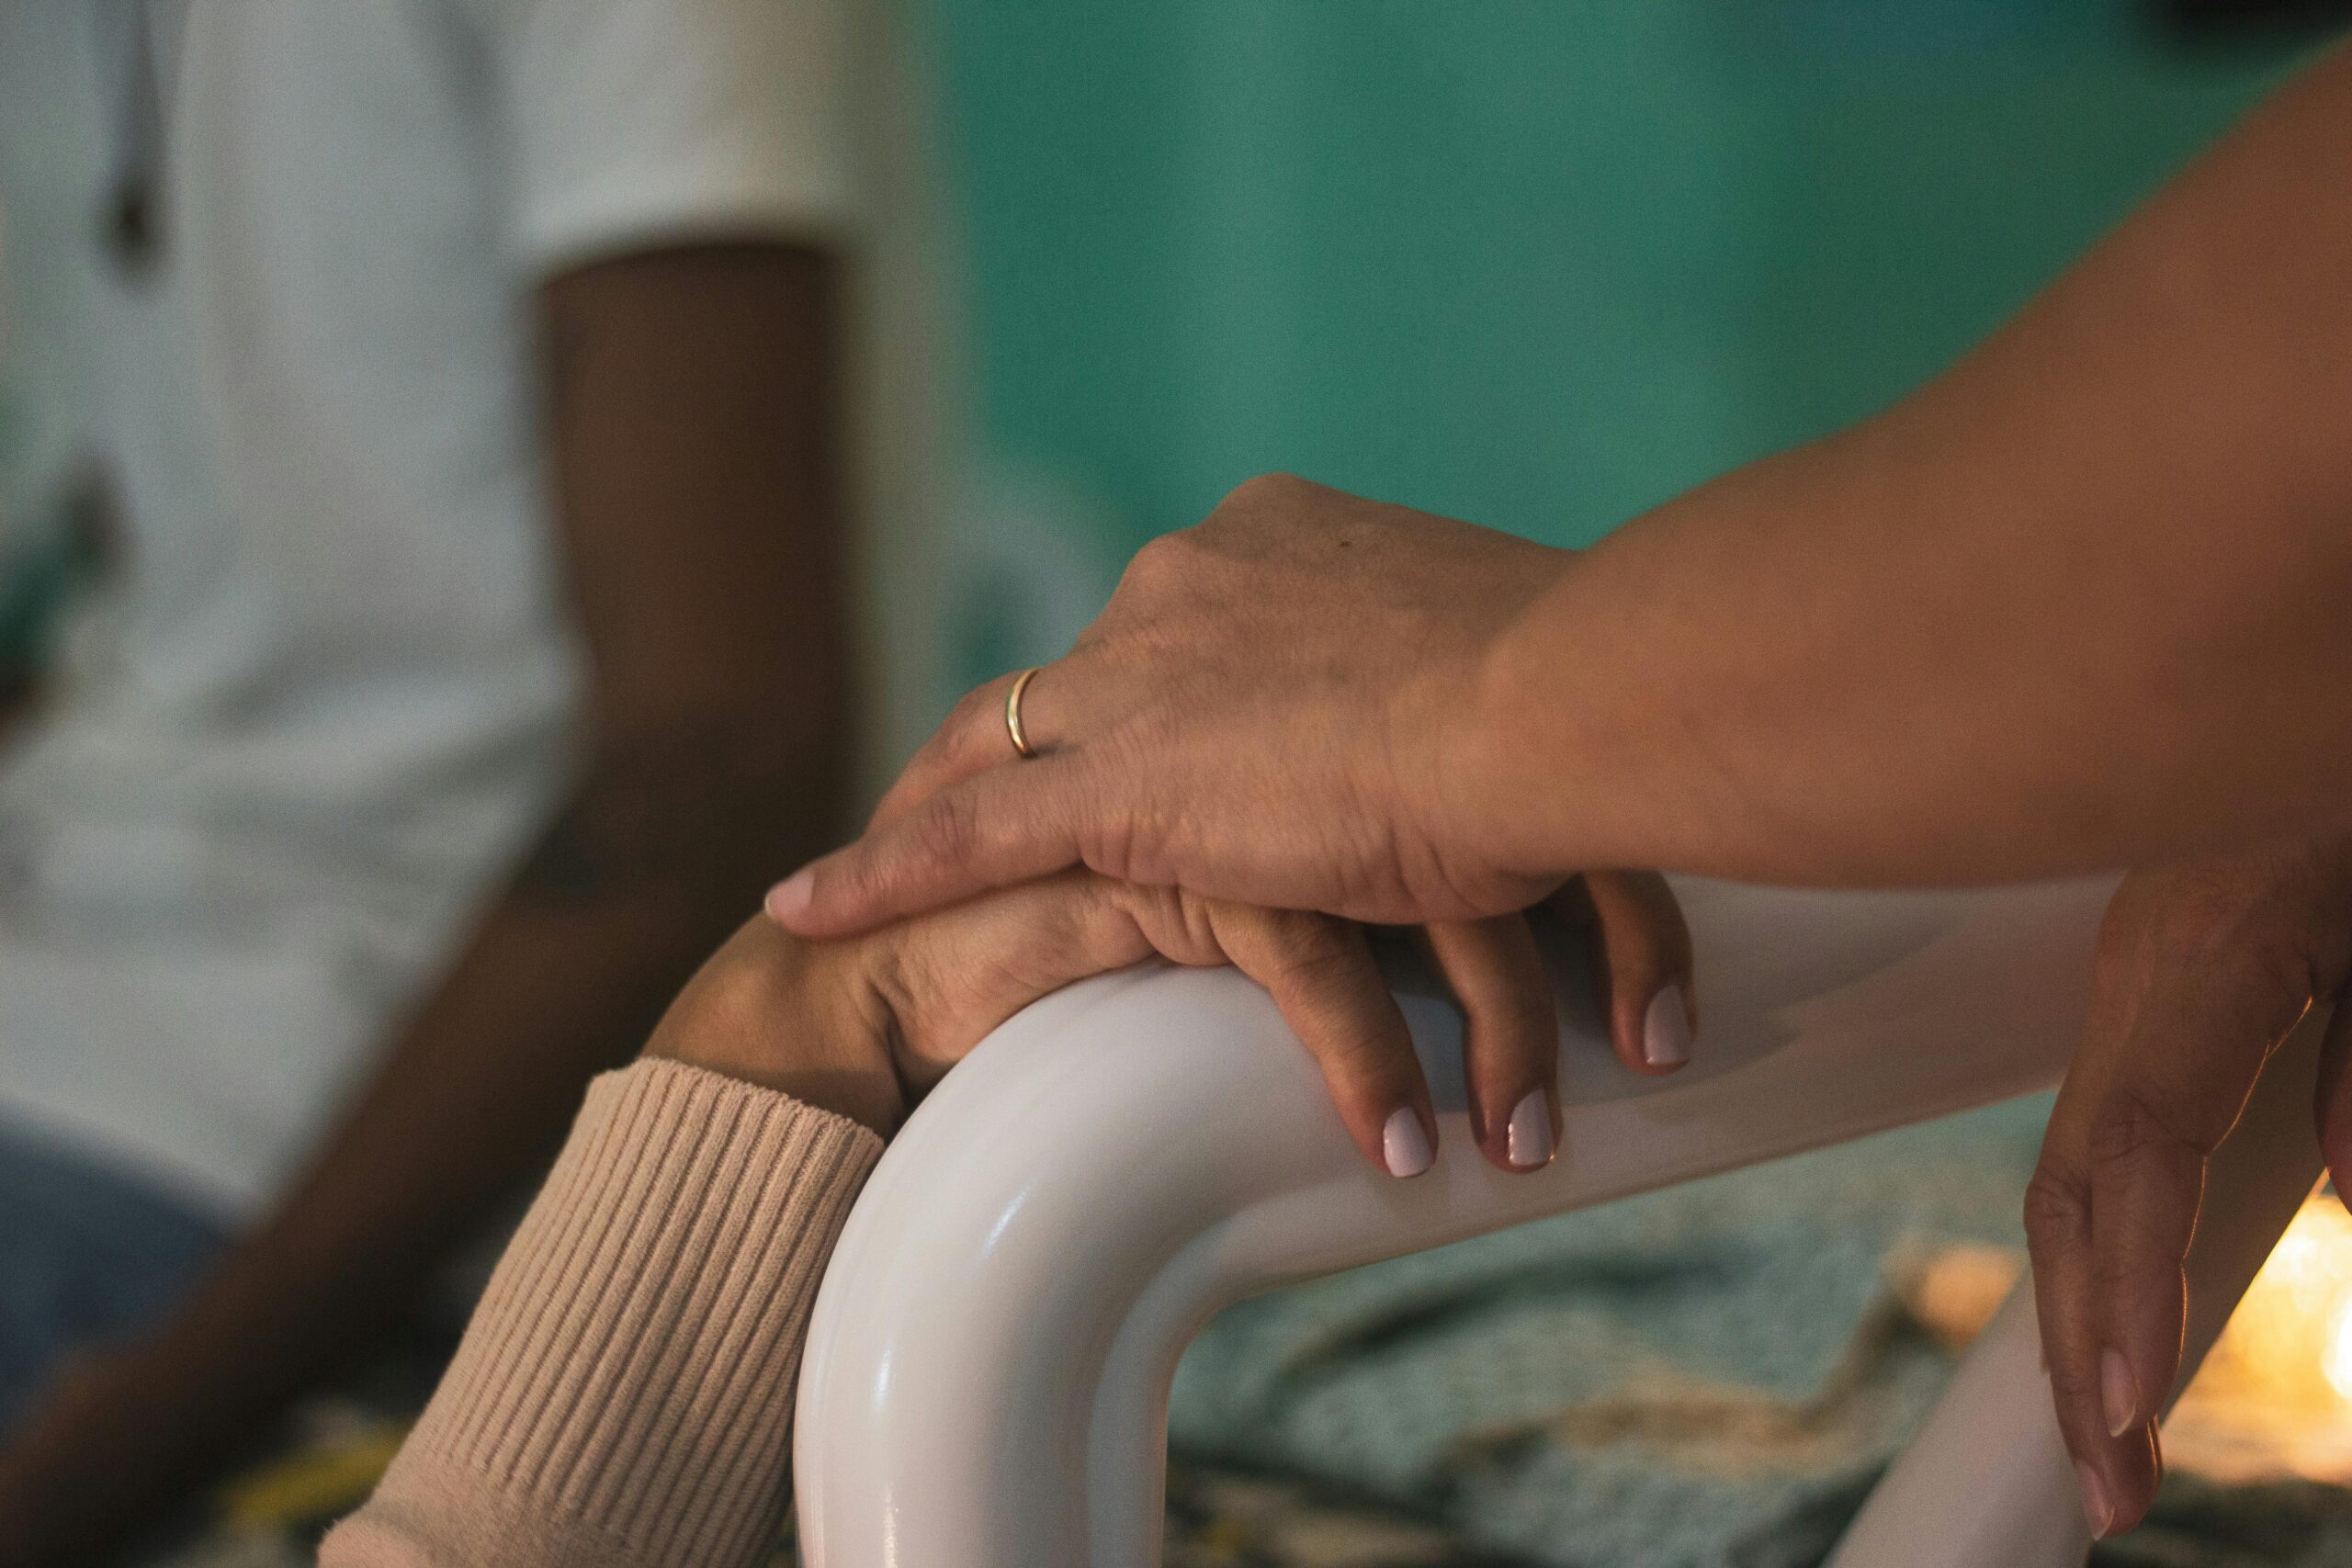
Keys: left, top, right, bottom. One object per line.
{"left": 930, "top": 1, "right": 2303, "bottom": 579}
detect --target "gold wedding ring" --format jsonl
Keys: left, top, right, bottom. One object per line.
{"left": 1005, "top": 666, "right": 1045, "bottom": 760}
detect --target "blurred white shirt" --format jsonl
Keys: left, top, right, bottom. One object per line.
{"left": 0, "top": 0, "right": 853, "bottom": 1218}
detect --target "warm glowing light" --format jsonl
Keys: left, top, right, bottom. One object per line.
{"left": 2324, "top": 1297, "right": 2352, "bottom": 1404}
{"left": 1891, "top": 1194, "right": 2352, "bottom": 1483}
{"left": 2165, "top": 1192, "right": 2352, "bottom": 1483}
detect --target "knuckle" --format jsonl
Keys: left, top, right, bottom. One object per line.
{"left": 943, "top": 695, "right": 999, "bottom": 759}
{"left": 2086, "top": 1087, "right": 2200, "bottom": 1174}
{"left": 2044, "top": 1360, "right": 2104, "bottom": 1408}
{"left": 1079, "top": 794, "right": 1156, "bottom": 886}
{"left": 1118, "top": 531, "right": 1193, "bottom": 594}
{"left": 1172, "top": 892, "right": 1223, "bottom": 958}
{"left": 1218, "top": 471, "right": 1311, "bottom": 513}
{"left": 1320, "top": 1023, "right": 1414, "bottom": 1088}
{"left": 868, "top": 940, "right": 927, "bottom": 1037}
{"left": 1588, "top": 872, "right": 1694, "bottom": 968}
{"left": 2022, "top": 1166, "right": 2089, "bottom": 1243}
{"left": 2131, "top": 865, "right": 2329, "bottom": 1003}
{"left": 946, "top": 681, "right": 997, "bottom": 731}
{"left": 1260, "top": 921, "right": 1360, "bottom": 989}
{"left": 910, "top": 790, "right": 978, "bottom": 868}
{"left": 2165, "top": 861, "right": 2265, "bottom": 916}
{"left": 1132, "top": 885, "right": 1221, "bottom": 965}
{"left": 2238, "top": 922, "right": 2324, "bottom": 1012}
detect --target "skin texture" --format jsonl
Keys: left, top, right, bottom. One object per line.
{"left": 837, "top": 574, "right": 1700, "bottom": 1175}
{"left": 0, "top": 241, "right": 855, "bottom": 1566}
{"left": 0, "top": 229, "right": 1692, "bottom": 1560}
{"left": 763, "top": 44, "right": 2352, "bottom": 1544}
{"left": 848, "top": 872, "right": 1692, "bottom": 1179}
{"left": 658, "top": 874, "right": 1683, "bottom": 1153}
{"left": 775, "top": 40, "right": 2352, "bottom": 935}
{"left": 775, "top": 478, "right": 1577, "bottom": 933}
{"left": 2024, "top": 841, "right": 2352, "bottom": 1539}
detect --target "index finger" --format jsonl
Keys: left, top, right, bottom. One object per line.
{"left": 2087, "top": 976, "right": 2300, "bottom": 1441}
{"left": 867, "top": 661, "right": 1080, "bottom": 833}
{"left": 769, "top": 753, "right": 1102, "bottom": 938}
{"left": 1558, "top": 871, "right": 1696, "bottom": 1077}
{"left": 2029, "top": 909, "right": 2309, "bottom": 1537}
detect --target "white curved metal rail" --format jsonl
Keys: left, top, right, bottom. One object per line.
{"left": 796, "top": 879, "right": 2325, "bottom": 1567}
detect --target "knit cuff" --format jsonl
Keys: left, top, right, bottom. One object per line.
{"left": 342, "top": 1058, "right": 882, "bottom": 1568}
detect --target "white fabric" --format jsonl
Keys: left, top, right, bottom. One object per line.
{"left": 0, "top": 0, "right": 851, "bottom": 1218}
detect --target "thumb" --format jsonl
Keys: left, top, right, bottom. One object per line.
{"left": 771, "top": 754, "right": 1101, "bottom": 939}
{"left": 871, "top": 869, "right": 1156, "bottom": 1089}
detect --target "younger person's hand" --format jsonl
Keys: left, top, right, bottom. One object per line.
{"left": 767, "top": 477, "right": 1581, "bottom": 938}
{"left": 2025, "top": 841, "right": 2352, "bottom": 1539}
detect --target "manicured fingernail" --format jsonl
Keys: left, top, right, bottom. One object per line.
{"left": 1643, "top": 986, "right": 1692, "bottom": 1068}
{"left": 1505, "top": 1090, "right": 1555, "bottom": 1170}
{"left": 1382, "top": 1108, "right": 1433, "bottom": 1179}
{"left": 2101, "top": 1348, "right": 2140, "bottom": 1438}
{"left": 2075, "top": 1461, "right": 2113, "bottom": 1539}
{"left": 765, "top": 869, "right": 813, "bottom": 924}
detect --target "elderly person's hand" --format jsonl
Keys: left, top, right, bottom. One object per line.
{"left": 768, "top": 475, "right": 1581, "bottom": 936}
{"left": 2025, "top": 840, "right": 2352, "bottom": 1540}
{"left": 0, "top": 870, "right": 1684, "bottom": 1568}
{"left": 757, "top": 477, "right": 1698, "bottom": 1163}
{"left": 669, "top": 861, "right": 1690, "bottom": 1179}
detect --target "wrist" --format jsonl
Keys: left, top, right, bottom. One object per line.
{"left": 1411, "top": 547, "right": 1583, "bottom": 879}
{"left": 644, "top": 920, "right": 904, "bottom": 1134}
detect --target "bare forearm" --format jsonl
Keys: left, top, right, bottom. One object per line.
{"left": 129, "top": 856, "right": 760, "bottom": 1410}
{"left": 185, "top": 243, "right": 854, "bottom": 1392}
{"left": 5, "top": 243, "right": 859, "bottom": 1551}
{"left": 1481, "top": 41, "right": 2352, "bottom": 887}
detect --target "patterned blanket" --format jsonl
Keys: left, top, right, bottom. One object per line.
{"left": 148, "top": 1098, "right": 2352, "bottom": 1568}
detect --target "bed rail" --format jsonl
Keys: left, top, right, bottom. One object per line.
{"left": 795, "top": 876, "right": 2316, "bottom": 1566}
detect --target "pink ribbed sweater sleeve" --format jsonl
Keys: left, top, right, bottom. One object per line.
{"left": 319, "top": 1058, "right": 883, "bottom": 1568}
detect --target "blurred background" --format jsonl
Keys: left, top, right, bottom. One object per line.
{"left": 3, "top": 2, "right": 2349, "bottom": 1565}
{"left": 924, "top": 0, "right": 2302, "bottom": 705}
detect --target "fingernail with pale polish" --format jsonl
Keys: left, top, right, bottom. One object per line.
{"left": 1644, "top": 986, "right": 1693, "bottom": 1068}
{"left": 764, "top": 869, "right": 813, "bottom": 924}
{"left": 1505, "top": 1089, "right": 1555, "bottom": 1170}
{"left": 1382, "top": 1108, "right": 1433, "bottom": 1179}
{"left": 2101, "top": 1348, "right": 2140, "bottom": 1438}
{"left": 2075, "top": 1462, "right": 2113, "bottom": 1539}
